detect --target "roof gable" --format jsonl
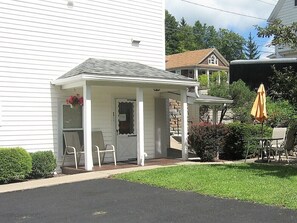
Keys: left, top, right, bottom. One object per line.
{"left": 166, "top": 48, "right": 229, "bottom": 70}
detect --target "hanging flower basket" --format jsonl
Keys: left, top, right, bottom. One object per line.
{"left": 66, "top": 94, "right": 83, "bottom": 108}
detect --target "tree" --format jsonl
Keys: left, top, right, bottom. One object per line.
{"left": 165, "top": 10, "right": 180, "bottom": 55}
{"left": 216, "top": 29, "right": 246, "bottom": 61}
{"left": 244, "top": 32, "right": 260, "bottom": 59}
{"left": 193, "top": 20, "right": 207, "bottom": 49}
{"left": 256, "top": 19, "right": 297, "bottom": 49}
{"left": 177, "top": 17, "right": 196, "bottom": 52}
{"left": 269, "top": 66, "right": 297, "bottom": 107}
{"left": 229, "top": 80, "right": 256, "bottom": 123}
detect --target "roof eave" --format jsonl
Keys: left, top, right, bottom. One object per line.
{"left": 52, "top": 73, "right": 199, "bottom": 88}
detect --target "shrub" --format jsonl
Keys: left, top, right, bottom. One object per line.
{"left": 198, "top": 74, "right": 208, "bottom": 88}
{"left": 29, "top": 151, "right": 56, "bottom": 178}
{"left": 0, "top": 148, "right": 32, "bottom": 184}
{"left": 223, "top": 122, "right": 272, "bottom": 160}
{"left": 188, "top": 123, "right": 228, "bottom": 161}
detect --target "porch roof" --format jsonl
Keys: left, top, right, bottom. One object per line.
{"left": 52, "top": 58, "right": 199, "bottom": 87}
{"left": 161, "top": 92, "right": 233, "bottom": 105}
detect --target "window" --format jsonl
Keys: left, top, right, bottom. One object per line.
{"left": 63, "top": 104, "right": 82, "bottom": 129}
{"left": 295, "top": 0, "right": 297, "bottom": 6}
{"left": 208, "top": 55, "right": 218, "bottom": 65}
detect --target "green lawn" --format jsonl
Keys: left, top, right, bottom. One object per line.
{"left": 114, "top": 163, "right": 297, "bottom": 209}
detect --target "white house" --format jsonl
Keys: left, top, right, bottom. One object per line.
{"left": 268, "top": 0, "right": 297, "bottom": 58}
{"left": 0, "top": 0, "right": 198, "bottom": 171}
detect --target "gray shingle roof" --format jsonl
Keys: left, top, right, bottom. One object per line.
{"left": 57, "top": 58, "right": 194, "bottom": 82}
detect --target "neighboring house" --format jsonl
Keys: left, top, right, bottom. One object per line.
{"left": 166, "top": 48, "right": 229, "bottom": 87}
{"left": 268, "top": 0, "right": 297, "bottom": 58}
{"left": 165, "top": 49, "right": 231, "bottom": 134}
{"left": 0, "top": 0, "right": 198, "bottom": 171}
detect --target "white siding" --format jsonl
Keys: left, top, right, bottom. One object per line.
{"left": 0, "top": 0, "right": 165, "bottom": 159}
{"left": 275, "top": 0, "right": 297, "bottom": 25}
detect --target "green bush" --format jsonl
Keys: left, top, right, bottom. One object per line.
{"left": 188, "top": 123, "right": 228, "bottom": 161}
{"left": 223, "top": 122, "right": 272, "bottom": 160}
{"left": 29, "top": 151, "right": 56, "bottom": 178}
{"left": 198, "top": 74, "right": 208, "bottom": 88}
{"left": 189, "top": 122, "right": 272, "bottom": 161}
{"left": 0, "top": 148, "right": 32, "bottom": 184}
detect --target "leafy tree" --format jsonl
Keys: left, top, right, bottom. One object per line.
{"left": 269, "top": 66, "right": 297, "bottom": 107}
{"left": 165, "top": 10, "right": 179, "bottom": 55}
{"left": 266, "top": 97, "right": 296, "bottom": 127}
{"left": 177, "top": 17, "right": 196, "bottom": 52}
{"left": 204, "top": 25, "right": 218, "bottom": 48}
{"left": 244, "top": 32, "right": 260, "bottom": 59}
{"left": 229, "top": 80, "right": 256, "bottom": 123}
{"left": 193, "top": 21, "right": 207, "bottom": 49}
{"left": 217, "top": 29, "right": 246, "bottom": 61}
{"left": 256, "top": 19, "right": 297, "bottom": 49}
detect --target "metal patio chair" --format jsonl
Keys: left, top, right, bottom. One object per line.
{"left": 92, "top": 131, "right": 117, "bottom": 167}
{"left": 62, "top": 131, "right": 84, "bottom": 169}
{"left": 268, "top": 127, "right": 289, "bottom": 162}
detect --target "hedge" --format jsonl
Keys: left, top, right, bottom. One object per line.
{"left": 0, "top": 147, "right": 32, "bottom": 183}
{"left": 29, "top": 151, "right": 57, "bottom": 178}
{"left": 188, "top": 122, "right": 272, "bottom": 161}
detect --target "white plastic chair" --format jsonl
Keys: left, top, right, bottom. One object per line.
{"left": 92, "top": 131, "right": 117, "bottom": 167}
{"left": 62, "top": 131, "right": 84, "bottom": 169}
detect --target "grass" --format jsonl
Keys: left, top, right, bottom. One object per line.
{"left": 114, "top": 163, "right": 297, "bottom": 209}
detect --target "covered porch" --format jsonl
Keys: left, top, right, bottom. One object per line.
{"left": 52, "top": 59, "right": 199, "bottom": 171}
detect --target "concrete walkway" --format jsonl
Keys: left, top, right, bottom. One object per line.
{"left": 0, "top": 159, "right": 253, "bottom": 194}
{"left": 0, "top": 162, "right": 196, "bottom": 193}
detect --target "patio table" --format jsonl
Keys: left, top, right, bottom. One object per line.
{"left": 245, "top": 137, "right": 283, "bottom": 162}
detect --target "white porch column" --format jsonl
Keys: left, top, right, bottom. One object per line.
{"left": 83, "top": 82, "right": 93, "bottom": 171}
{"left": 207, "top": 70, "right": 210, "bottom": 87}
{"left": 136, "top": 87, "right": 144, "bottom": 166}
{"left": 194, "top": 68, "right": 199, "bottom": 81}
{"left": 181, "top": 89, "right": 188, "bottom": 160}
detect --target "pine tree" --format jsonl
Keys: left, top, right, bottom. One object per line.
{"left": 244, "top": 32, "right": 260, "bottom": 59}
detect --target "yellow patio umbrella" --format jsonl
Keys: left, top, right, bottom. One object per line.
{"left": 251, "top": 84, "right": 268, "bottom": 136}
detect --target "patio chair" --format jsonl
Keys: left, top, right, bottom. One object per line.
{"left": 92, "top": 131, "right": 117, "bottom": 167}
{"left": 62, "top": 131, "right": 84, "bottom": 169}
{"left": 268, "top": 127, "right": 289, "bottom": 162}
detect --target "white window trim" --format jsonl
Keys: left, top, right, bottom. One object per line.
{"left": 208, "top": 55, "right": 218, "bottom": 65}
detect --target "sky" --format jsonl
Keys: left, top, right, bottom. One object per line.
{"left": 165, "top": 0, "right": 278, "bottom": 58}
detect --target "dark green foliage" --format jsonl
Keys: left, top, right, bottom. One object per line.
{"left": 0, "top": 148, "right": 32, "bottom": 184}
{"left": 165, "top": 11, "right": 246, "bottom": 61}
{"left": 188, "top": 123, "right": 228, "bottom": 161}
{"left": 30, "top": 151, "right": 56, "bottom": 178}
{"left": 270, "top": 66, "right": 297, "bottom": 108}
{"left": 216, "top": 28, "right": 246, "bottom": 61}
{"left": 189, "top": 123, "right": 272, "bottom": 161}
{"left": 165, "top": 10, "right": 180, "bottom": 55}
{"left": 223, "top": 123, "right": 271, "bottom": 160}
{"left": 229, "top": 80, "right": 256, "bottom": 123}
{"left": 244, "top": 32, "right": 260, "bottom": 59}
{"left": 256, "top": 19, "right": 297, "bottom": 49}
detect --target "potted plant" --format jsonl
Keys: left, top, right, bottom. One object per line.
{"left": 66, "top": 94, "right": 83, "bottom": 108}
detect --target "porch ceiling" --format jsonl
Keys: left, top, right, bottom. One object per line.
{"left": 52, "top": 58, "right": 199, "bottom": 88}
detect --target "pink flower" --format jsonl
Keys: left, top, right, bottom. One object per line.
{"left": 66, "top": 94, "right": 83, "bottom": 108}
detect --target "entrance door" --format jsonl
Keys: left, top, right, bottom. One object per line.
{"left": 116, "top": 99, "right": 137, "bottom": 161}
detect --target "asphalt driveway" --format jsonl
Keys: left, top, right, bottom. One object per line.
{"left": 0, "top": 178, "right": 296, "bottom": 223}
